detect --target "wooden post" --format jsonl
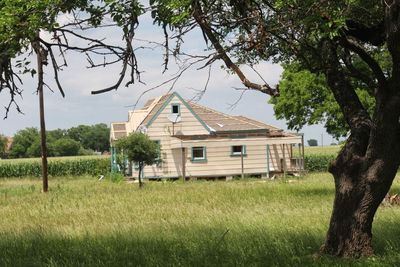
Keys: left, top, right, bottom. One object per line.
{"left": 301, "top": 134, "right": 305, "bottom": 170}
{"left": 181, "top": 147, "right": 186, "bottom": 182}
{"left": 33, "top": 35, "right": 48, "bottom": 193}
{"left": 266, "top": 144, "right": 270, "bottom": 178}
{"left": 298, "top": 143, "right": 301, "bottom": 170}
{"left": 282, "top": 144, "right": 286, "bottom": 177}
{"left": 241, "top": 146, "right": 244, "bottom": 179}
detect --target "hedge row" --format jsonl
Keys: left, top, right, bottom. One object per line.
{"left": 0, "top": 158, "right": 110, "bottom": 178}
{"left": 304, "top": 154, "right": 336, "bottom": 172}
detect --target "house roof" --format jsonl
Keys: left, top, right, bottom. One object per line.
{"left": 188, "top": 102, "right": 282, "bottom": 133}
{"left": 140, "top": 94, "right": 172, "bottom": 126}
{"left": 110, "top": 92, "right": 293, "bottom": 140}
{"left": 138, "top": 92, "right": 286, "bottom": 134}
{"left": 110, "top": 122, "right": 127, "bottom": 140}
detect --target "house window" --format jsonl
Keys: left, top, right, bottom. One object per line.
{"left": 171, "top": 104, "right": 180, "bottom": 115}
{"left": 191, "top": 146, "right": 207, "bottom": 162}
{"left": 231, "top": 145, "right": 246, "bottom": 157}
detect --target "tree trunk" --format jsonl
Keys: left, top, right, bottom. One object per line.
{"left": 320, "top": 166, "right": 393, "bottom": 257}
{"left": 319, "top": 39, "right": 400, "bottom": 257}
{"left": 33, "top": 35, "right": 49, "bottom": 193}
{"left": 138, "top": 162, "right": 143, "bottom": 188}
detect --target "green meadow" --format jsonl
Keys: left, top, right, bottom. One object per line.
{"left": 1, "top": 173, "right": 400, "bottom": 266}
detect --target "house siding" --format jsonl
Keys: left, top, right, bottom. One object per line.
{"left": 132, "top": 95, "right": 210, "bottom": 178}
{"left": 134, "top": 137, "right": 300, "bottom": 178}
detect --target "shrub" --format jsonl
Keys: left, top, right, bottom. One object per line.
{"left": 307, "top": 139, "right": 318, "bottom": 146}
{"left": 53, "top": 138, "right": 81, "bottom": 156}
{"left": 304, "top": 154, "right": 336, "bottom": 172}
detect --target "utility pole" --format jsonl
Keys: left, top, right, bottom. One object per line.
{"left": 33, "top": 33, "right": 49, "bottom": 193}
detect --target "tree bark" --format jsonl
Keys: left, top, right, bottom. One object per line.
{"left": 320, "top": 161, "right": 395, "bottom": 257}
{"left": 319, "top": 39, "right": 400, "bottom": 257}
{"left": 32, "top": 35, "right": 49, "bottom": 193}
{"left": 138, "top": 162, "right": 143, "bottom": 188}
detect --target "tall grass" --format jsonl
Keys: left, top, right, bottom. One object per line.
{"left": 1, "top": 174, "right": 400, "bottom": 266}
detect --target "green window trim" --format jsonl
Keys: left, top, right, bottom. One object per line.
{"left": 230, "top": 145, "right": 247, "bottom": 157}
{"left": 191, "top": 146, "right": 207, "bottom": 163}
{"left": 171, "top": 103, "right": 181, "bottom": 115}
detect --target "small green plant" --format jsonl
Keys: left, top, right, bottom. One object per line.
{"left": 108, "top": 172, "right": 125, "bottom": 183}
{"left": 115, "top": 133, "right": 160, "bottom": 188}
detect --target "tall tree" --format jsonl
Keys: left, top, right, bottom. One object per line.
{"left": 147, "top": 0, "right": 400, "bottom": 257}
{"left": 9, "top": 128, "right": 39, "bottom": 158}
{"left": 0, "top": 0, "right": 143, "bottom": 192}
{"left": 67, "top": 124, "right": 110, "bottom": 152}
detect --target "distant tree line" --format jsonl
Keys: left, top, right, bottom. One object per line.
{"left": 1, "top": 124, "right": 110, "bottom": 159}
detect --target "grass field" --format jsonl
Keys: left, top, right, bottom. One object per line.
{"left": 1, "top": 174, "right": 400, "bottom": 266}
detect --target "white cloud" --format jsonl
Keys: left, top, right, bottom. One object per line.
{"left": 0, "top": 9, "right": 330, "bottom": 144}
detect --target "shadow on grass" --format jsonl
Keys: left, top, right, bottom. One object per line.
{"left": 287, "top": 186, "right": 335, "bottom": 198}
{"left": 1, "top": 223, "right": 399, "bottom": 267}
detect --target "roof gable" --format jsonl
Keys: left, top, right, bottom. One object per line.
{"left": 143, "top": 92, "right": 211, "bottom": 133}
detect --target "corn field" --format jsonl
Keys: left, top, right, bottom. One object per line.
{"left": 0, "top": 156, "right": 110, "bottom": 177}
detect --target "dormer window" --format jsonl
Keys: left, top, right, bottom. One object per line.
{"left": 171, "top": 104, "right": 180, "bottom": 115}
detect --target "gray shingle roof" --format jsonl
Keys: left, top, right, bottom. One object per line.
{"left": 136, "top": 93, "right": 283, "bottom": 133}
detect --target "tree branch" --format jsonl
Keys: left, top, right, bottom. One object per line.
{"left": 191, "top": 1, "right": 279, "bottom": 96}
{"left": 340, "top": 37, "right": 388, "bottom": 91}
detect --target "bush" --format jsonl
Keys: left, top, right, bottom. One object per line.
{"left": 0, "top": 157, "right": 110, "bottom": 178}
{"left": 304, "top": 154, "right": 336, "bottom": 172}
{"left": 307, "top": 139, "right": 318, "bottom": 146}
{"left": 53, "top": 138, "right": 81, "bottom": 156}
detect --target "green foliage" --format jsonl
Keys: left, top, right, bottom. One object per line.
{"left": 0, "top": 157, "right": 109, "bottom": 177}
{"left": 8, "top": 124, "right": 110, "bottom": 159}
{"left": 307, "top": 139, "right": 318, "bottom": 147}
{"left": 107, "top": 171, "right": 125, "bottom": 183}
{"left": 0, "top": 135, "right": 7, "bottom": 158}
{"left": 115, "top": 133, "right": 160, "bottom": 167}
{"left": 270, "top": 64, "right": 375, "bottom": 138}
{"left": 67, "top": 123, "right": 110, "bottom": 152}
{"left": 9, "top": 128, "right": 39, "bottom": 158}
{"left": 150, "top": 0, "right": 191, "bottom": 27}
{"left": 305, "top": 154, "right": 336, "bottom": 172}
{"left": 52, "top": 138, "right": 81, "bottom": 156}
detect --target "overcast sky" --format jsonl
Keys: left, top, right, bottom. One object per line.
{"left": 0, "top": 11, "right": 335, "bottom": 145}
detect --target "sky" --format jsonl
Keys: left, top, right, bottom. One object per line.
{"left": 0, "top": 10, "right": 335, "bottom": 146}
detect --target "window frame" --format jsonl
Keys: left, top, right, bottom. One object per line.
{"left": 191, "top": 146, "right": 207, "bottom": 162}
{"left": 171, "top": 103, "right": 180, "bottom": 115}
{"left": 230, "top": 145, "right": 247, "bottom": 157}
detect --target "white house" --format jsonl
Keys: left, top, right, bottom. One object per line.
{"left": 110, "top": 92, "right": 304, "bottom": 179}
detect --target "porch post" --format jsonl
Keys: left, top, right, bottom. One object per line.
{"left": 241, "top": 147, "right": 244, "bottom": 179}
{"left": 282, "top": 144, "right": 287, "bottom": 177}
{"left": 181, "top": 147, "right": 186, "bottom": 182}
